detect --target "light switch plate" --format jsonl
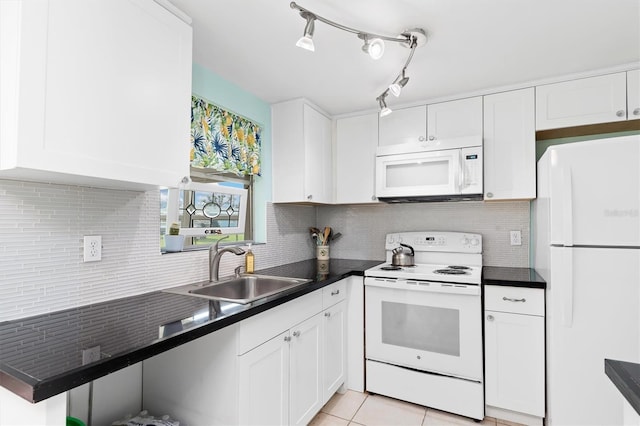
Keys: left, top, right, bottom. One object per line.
{"left": 83, "top": 236, "right": 102, "bottom": 262}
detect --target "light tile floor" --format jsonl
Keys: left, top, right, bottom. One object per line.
{"left": 310, "top": 390, "right": 525, "bottom": 426}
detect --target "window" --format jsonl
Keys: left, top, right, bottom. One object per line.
{"left": 160, "top": 179, "right": 250, "bottom": 250}
{"left": 159, "top": 95, "right": 261, "bottom": 251}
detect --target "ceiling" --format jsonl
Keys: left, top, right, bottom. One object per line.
{"left": 169, "top": 0, "right": 640, "bottom": 116}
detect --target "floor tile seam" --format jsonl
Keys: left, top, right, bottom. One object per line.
{"left": 350, "top": 393, "right": 369, "bottom": 421}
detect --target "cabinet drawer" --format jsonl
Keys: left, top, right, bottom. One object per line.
{"left": 238, "top": 290, "right": 323, "bottom": 355}
{"left": 323, "top": 280, "right": 346, "bottom": 308}
{"left": 484, "top": 286, "right": 544, "bottom": 316}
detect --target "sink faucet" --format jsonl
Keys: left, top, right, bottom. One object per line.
{"left": 209, "top": 236, "right": 245, "bottom": 282}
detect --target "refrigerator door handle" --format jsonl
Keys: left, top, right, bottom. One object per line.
{"left": 562, "top": 167, "right": 574, "bottom": 246}
{"left": 562, "top": 249, "right": 574, "bottom": 327}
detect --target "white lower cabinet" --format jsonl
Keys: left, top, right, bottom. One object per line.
{"left": 289, "top": 314, "right": 324, "bottom": 425}
{"left": 322, "top": 300, "right": 346, "bottom": 402}
{"left": 239, "top": 313, "right": 324, "bottom": 426}
{"left": 238, "top": 331, "right": 290, "bottom": 426}
{"left": 484, "top": 286, "right": 545, "bottom": 423}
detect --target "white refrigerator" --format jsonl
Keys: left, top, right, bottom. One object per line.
{"left": 534, "top": 134, "right": 640, "bottom": 426}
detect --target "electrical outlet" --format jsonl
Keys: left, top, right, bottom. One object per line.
{"left": 82, "top": 345, "right": 101, "bottom": 365}
{"left": 83, "top": 236, "right": 102, "bottom": 262}
{"left": 510, "top": 230, "right": 522, "bottom": 246}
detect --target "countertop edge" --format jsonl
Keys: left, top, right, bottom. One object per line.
{"left": 605, "top": 359, "right": 640, "bottom": 416}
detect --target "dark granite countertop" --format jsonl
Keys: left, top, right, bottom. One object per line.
{"left": 482, "top": 266, "right": 546, "bottom": 289}
{"left": 605, "top": 359, "right": 640, "bottom": 416}
{"left": 0, "top": 258, "right": 383, "bottom": 403}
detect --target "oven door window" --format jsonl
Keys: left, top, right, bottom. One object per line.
{"left": 381, "top": 301, "right": 460, "bottom": 356}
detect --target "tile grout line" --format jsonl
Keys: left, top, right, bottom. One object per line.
{"left": 350, "top": 393, "right": 369, "bottom": 422}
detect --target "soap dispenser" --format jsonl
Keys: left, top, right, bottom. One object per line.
{"left": 245, "top": 243, "right": 255, "bottom": 273}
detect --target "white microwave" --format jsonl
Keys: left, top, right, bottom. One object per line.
{"left": 375, "top": 138, "right": 483, "bottom": 202}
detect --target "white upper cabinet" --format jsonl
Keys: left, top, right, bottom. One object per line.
{"left": 535, "top": 72, "right": 627, "bottom": 130}
{"left": 483, "top": 88, "right": 536, "bottom": 201}
{"left": 272, "top": 99, "right": 333, "bottom": 204}
{"left": 427, "top": 96, "right": 483, "bottom": 142}
{"left": 378, "top": 105, "right": 427, "bottom": 146}
{"left": 335, "top": 113, "right": 379, "bottom": 203}
{"left": 627, "top": 69, "right": 640, "bottom": 120}
{"left": 0, "top": 0, "right": 192, "bottom": 190}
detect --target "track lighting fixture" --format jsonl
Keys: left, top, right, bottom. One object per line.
{"left": 296, "top": 12, "right": 316, "bottom": 52}
{"left": 290, "top": 2, "right": 427, "bottom": 116}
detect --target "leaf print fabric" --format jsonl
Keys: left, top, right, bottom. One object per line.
{"left": 190, "top": 96, "right": 262, "bottom": 176}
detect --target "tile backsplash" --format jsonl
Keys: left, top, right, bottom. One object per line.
{"left": 0, "top": 179, "right": 529, "bottom": 321}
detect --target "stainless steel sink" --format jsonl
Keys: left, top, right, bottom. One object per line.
{"left": 165, "top": 275, "right": 312, "bottom": 304}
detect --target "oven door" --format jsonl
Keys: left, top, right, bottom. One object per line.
{"left": 365, "top": 277, "right": 483, "bottom": 381}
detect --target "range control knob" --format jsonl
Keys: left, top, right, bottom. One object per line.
{"left": 461, "top": 237, "right": 470, "bottom": 246}
{"left": 471, "top": 238, "right": 479, "bottom": 246}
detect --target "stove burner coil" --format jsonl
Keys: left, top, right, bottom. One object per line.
{"left": 380, "top": 266, "right": 402, "bottom": 271}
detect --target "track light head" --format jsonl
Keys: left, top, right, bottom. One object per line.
{"left": 378, "top": 95, "right": 392, "bottom": 117}
{"left": 361, "top": 36, "right": 385, "bottom": 60}
{"left": 389, "top": 72, "right": 410, "bottom": 97}
{"left": 296, "top": 12, "right": 316, "bottom": 51}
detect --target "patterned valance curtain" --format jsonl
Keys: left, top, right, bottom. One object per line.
{"left": 190, "top": 95, "right": 262, "bottom": 176}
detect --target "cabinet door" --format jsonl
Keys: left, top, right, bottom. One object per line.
{"left": 628, "top": 69, "right": 640, "bottom": 121}
{"left": 322, "top": 300, "right": 346, "bottom": 403}
{"left": 335, "top": 114, "right": 379, "bottom": 203}
{"left": 483, "top": 88, "right": 536, "bottom": 200}
{"left": 535, "top": 72, "right": 627, "bottom": 130}
{"left": 290, "top": 314, "right": 323, "bottom": 426}
{"left": 4, "top": 0, "right": 192, "bottom": 189}
{"left": 239, "top": 332, "right": 290, "bottom": 426}
{"left": 427, "top": 97, "right": 482, "bottom": 142}
{"left": 378, "top": 105, "right": 426, "bottom": 146}
{"left": 484, "top": 310, "right": 545, "bottom": 417}
{"left": 304, "top": 104, "right": 333, "bottom": 203}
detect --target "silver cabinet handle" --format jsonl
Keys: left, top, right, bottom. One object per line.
{"left": 418, "top": 136, "right": 426, "bottom": 142}
{"left": 324, "top": 312, "right": 331, "bottom": 317}
{"left": 284, "top": 336, "right": 291, "bottom": 342}
{"left": 634, "top": 108, "right": 640, "bottom": 116}
{"left": 307, "top": 194, "right": 313, "bottom": 200}
{"left": 487, "top": 314, "right": 494, "bottom": 321}
{"left": 486, "top": 192, "right": 494, "bottom": 198}
{"left": 331, "top": 289, "right": 340, "bottom": 296}
{"left": 293, "top": 331, "right": 301, "bottom": 337}
{"left": 616, "top": 110, "right": 625, "bottom": 117}
{"left": 371, "top": 195, "right": 377, "bottom": 201}
{"left": 503, "top": 296, "right": 526, "bottom": 302}
{"left": 428, "top": 135, "right": 435, "bottom": 141}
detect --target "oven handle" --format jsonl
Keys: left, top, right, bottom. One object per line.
{"left": 364, "top": 277, "right": 480, "bottom": 296}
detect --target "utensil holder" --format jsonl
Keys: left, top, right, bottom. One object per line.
{"left": 316, "top": 245, "right": 329, "bottom": 260}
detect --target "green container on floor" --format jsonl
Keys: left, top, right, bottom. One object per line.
{"left": 66, "top": 416, "right": 86, "bottom": 426}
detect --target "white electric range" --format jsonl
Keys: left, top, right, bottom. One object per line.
{"left": 364, "top": 231, "right": 484, "bottom": 420}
